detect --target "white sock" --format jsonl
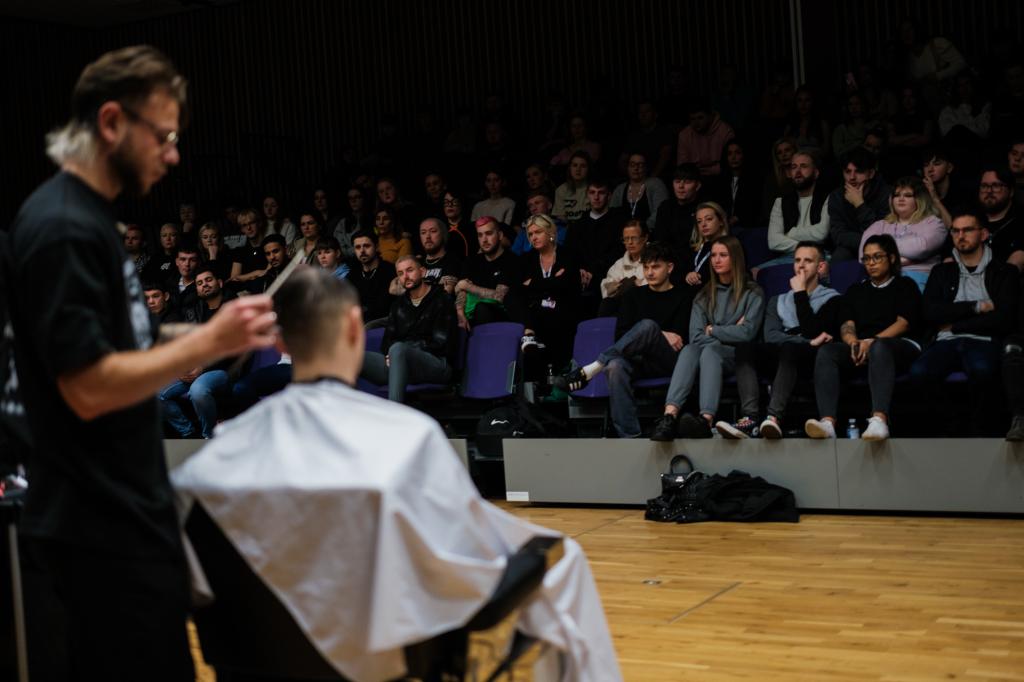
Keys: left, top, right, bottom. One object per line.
{"left": 583, "top": 361, "right": 605, "bottom": 380}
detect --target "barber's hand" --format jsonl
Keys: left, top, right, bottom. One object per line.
{"left": 662, "top": 331, "right": 684, "bottom": 351}
{"left": 198, "top": 295, "right": 277, "bottom": 358}
{"left": 685, "top": 271, "right": 702, "bottom": 286}
{"left": 809, "top": 332, "right": 832, "bottom": 347}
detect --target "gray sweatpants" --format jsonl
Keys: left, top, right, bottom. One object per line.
{"left": 665, "top": 342, "right": 759, "bottom": 418}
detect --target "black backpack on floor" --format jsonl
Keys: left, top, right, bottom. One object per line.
{"left": 475, "top": 398, "right": 566, "bottom": 457}
{"left": 646, "top": 455, "right": 799, "bottom": 523}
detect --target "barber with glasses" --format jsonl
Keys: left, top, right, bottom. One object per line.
{"left": 6, "top": 46, "right": 276, "bottom": 679}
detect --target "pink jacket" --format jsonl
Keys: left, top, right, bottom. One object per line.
{"left": 859, "top": 215, "right": 947, "bottom": 273}
{"left": 676, "top": 114, "right": 735, "bottom": 175}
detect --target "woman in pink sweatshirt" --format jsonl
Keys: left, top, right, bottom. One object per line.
{"left": 859, "top": 176, "right": 947, "bottom": 291}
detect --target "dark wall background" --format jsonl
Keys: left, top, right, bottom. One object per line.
{"left": 2, "top": 0, "right": 1021, "bottom": 226}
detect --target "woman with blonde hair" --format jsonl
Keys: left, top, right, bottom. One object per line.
{"left": 651, "top": 235, "right": 764, "bottom": 440}
{"left": 197, "top": 222, "right": 240, "bottom": 281}
{"left": 683, "top": 201, "right": 730, "bottom": 288}
{"left": 858, "top": 176, "right": 946, "bottom": 291}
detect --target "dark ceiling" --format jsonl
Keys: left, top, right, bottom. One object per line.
{"left": 0, "top": 0, "right": 239, "bottom": 28}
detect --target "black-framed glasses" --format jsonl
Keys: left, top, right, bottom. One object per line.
{"left": 122, "top": 106, "right": 179, "bottom": 148}
{"left": 950, "top": 227, "right": 980, "bottom": 236}
{"left": 860, "top": 253, "right": 888, "bottom": 264}
{"left": 980, "top": 182, "right": 1008, "bottom": 193}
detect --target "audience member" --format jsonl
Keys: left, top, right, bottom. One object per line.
{"left": 252, "top": 234, "right": 289, "bottom": 294}
{"left": 143, "top": 280, "right": 180, "bottom": 325}
{"left": 423, "top": 172, "right": 448, "bottom": 219}
{"left": 978, "top": 166, "right": 1022, "bottom": 269}
{"left": 520, "top": 214, "right": 581, "bottom": 370}
{"left": 376, "top": 177, "right": 420, "bottom": 235}
{"left": 552, "top": 152, "right": 591, "bottom": 222}
{"left": 198, "top": 222, "right": 240, "bottom": 281}
{"left": 887, "top": 85, "right": 935, "bottom": 178}
{"left": 455, "top": 216, "right": 524, "bottom": 329}
{"left": 158, "top": 266, "right": 238, "bottom": 438}
{"left": 262, "top": 194, "right": 297, "bottom": 245}
{"left": 168, "top": 242, "right": 200, "bottom": 316}
{"left": 349, "top": 229, "right": 396, "bottom": 325}
{"left": 1008, "top": 137, "right": 1024, "bottom": 209}
{"left": 829, "top": 147, "right": 892, "bottom": 262}
{"left": 470, "top": 168, "right": 516, "bottom": 226}
{"left": 611, "top": 153, "right": 669, "bottom": 231}
{"left": 558, "top": 242, "right": 693, "bottom": 438}
{"left": 760, "top": 137, "right": 797, "bottom": 223}
{"left": 921, "top": 145, "right": 972, "bottom": 228}
{"left": 441, "top": 189, "right": 473, "bottom": 257}
{"left": 784, "top": 86, "right": 832, "bottom": 159}
{"left": 938, "top": 73, "right": 992, "bottom": 141}
{"left": 312, "top": 187, "right": 341, "bottom": 237}
{"left": 757, "top": 242, "right": 843, "bottom": 438}
{"left": 550, "top": 113, "right": 601, "bottom": 167}
{"left": 713, "top": 139, "right": 762, "bottom": 229}
{"left": 682, "top": 202, "right": 730, "bottom": 290}
{"left": 291, "top": 212, "right": 324, "bottom": 265}
{"left": 316, "top": 236, "right": 350, "bottom": 280}
{"left": 598, "top": 220, "right": 649, "bottom": 315}
{"left": 767, "top": 150, "right": 831, "bottom": 260}
{"left": 676, "top": 99, "right": 735, "bottom": 176}
{"left": 651, "top": 235, "right": 764, "bottom": 440}
{"left": 511, "top": 191, "right": 567, "bottom": 254}
{"left": 898, "top": 18, "right": 966, "bottom": 113}
{"left": 374, "top": 206, "right": 412, "bottom": 264}
{"left": 141, "top": 222, "right": 179, "bottom": 282}
{"left": 806, "top": 234, "right": 922, "bottom": 441}
{"left": 418, "top": 218, "right": 461, "bottom": 294}
{"left": 911, "top": 211, "right": 1018, "bottom": 434}
{"left": 360, "top": 254, "right": 456, "bottom": 403}
{"left": 231, "top": 208, "right": 269, "bottom": 284}
{"left": 859, "top": 177, "right": 946, "bottom": 291}
{"left": 832, "top": 92, "right": 877, "bottom": 159}
{"left": 334, "top": 185, "right": 371, "bottom": 257}
{"left": 620, "top": 99, "right": 674, "bottom": 180}
{"left": 123, "top": 224, "right": 149, "bottom": 275}
{"left": 653, "top": 163, "right": 702, "bottom": 273}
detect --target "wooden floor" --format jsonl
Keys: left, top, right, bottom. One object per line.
{"left": 193, "top": 505, "right": 1024, "bottom": 681}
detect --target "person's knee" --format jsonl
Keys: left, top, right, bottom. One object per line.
{"left": 606, "top": 357, "right": 628, "bottom": 379}
{"left": 388, "top": 341, "right": 409, "bottom": 359}
{"left": 633, "top": 319, "right": 658, "bottom": 335}
{"left": 867, "top": 339, "right": 893, "bottom": 362}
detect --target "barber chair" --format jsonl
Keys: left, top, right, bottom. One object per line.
{"left": 185, "top": 504, "right": 562, "bottom": 681}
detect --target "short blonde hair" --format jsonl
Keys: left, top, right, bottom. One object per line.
{"left": 525, "top": 213, "right": 558, "bottom": 241}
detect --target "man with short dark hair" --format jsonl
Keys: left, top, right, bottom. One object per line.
{"left": 455, "top": 216, "right": 524, "bottom": 329}
{"left": 168, "top": 242, "right": 199, "bottom": 319}
{"left": 978, "top": 166, "right": 1022, "bottom": 269}
{"left": 158, "top": 267, "right": 238, "bottom": 438}
{"left": 349, "top": 229, "right": 396, "bottom": 324}
{"left": 652, "top": 163, "right": 702, "bottom": 274}
{"left": 566, "top": 177, "right": 625, "bottom": 312}
{"left": 556, "top": 242, "right": 693, "bottom": 438}
{"left": 124, "top": 223, "right": 149, "bottom": 274}
{"left": 360, "top": 254, "right": 456, "bottom": 403}
{"left": 253, "top": 233, "right": 289, "bottom": 293}
{"left": 143, "top": 280, "right": 179, "bottom": 324}
{"left": 910, "top": 212, "right": 1019, "bottom": 434}
{"left": 829, "top": 148, "right": 891, "bottom": 261}
{"left": 753, "top": 242, "right": 843, "bottom": 439}
{"left": 921, "top": 145, "right": 972, "bottom": 227}
{"left": 8, "top": 45, "right": 275, "bottom": 680}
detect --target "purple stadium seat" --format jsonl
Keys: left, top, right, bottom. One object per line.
{"left": 737, "top": 229, "right": 772, "bottom": 268}
{"left": 365, "top": 326, "right": 385, "bottom": 354}
{"left": 755, "top": 263, "right": 793, "bottom": 298}
{"left": 633, "top": 377, "right": 670, "bottom": 389}
{"left": 358, "top": 326, "right": 463, "bottom": 397}
{"left": 462, "top": 322, "right": 524, "bottom": 399}
{"left": 570, "top": 317, "right": 616, "bottom": 398}
{"left": 248, "top": 347, "right": 282, "bottom": 372}
{"left": 828, "top": 260, "right": 865, "bottom": 294}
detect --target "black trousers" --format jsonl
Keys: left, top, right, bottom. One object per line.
{"left": 27, "top": 538, "right": 194, "bottom": 681}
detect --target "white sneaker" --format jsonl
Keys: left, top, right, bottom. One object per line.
{"left": 760, "top": 417, "right": 783, "bottom": 439}
{"left": 862, "top": 416, "right": 890, "bottom": 441}
{"left": 804, "top": 418, "right": 836, "bottom": 439}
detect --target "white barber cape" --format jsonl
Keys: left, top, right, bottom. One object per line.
{"left": 171, "top": 380, "right": 621, "bottom": 682}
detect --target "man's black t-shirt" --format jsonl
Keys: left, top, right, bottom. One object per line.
{"left": 615, "top": 284, "right": 695, "bottom": 339}
{"left": 8, "top": 172, "right": 181, "bottom": 560}
{"left": 462, "top": 249, "right": 523, "bottom": 291}
{"left": 422, "top": 251, "right": 463, "bottom": 286}
{"left": 351, "top": 259, "right": 397, "bottom": 322}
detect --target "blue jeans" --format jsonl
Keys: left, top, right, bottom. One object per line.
{"left": 597, "top": 319, "right": 679, "bottom": 438}
{"left": 360, "top": 341, "right": 451, "bottom": 402}
{"left": 159, "top": 369, "right": 229, "bottom": 438}
{"left": 909, "top": 337, "right": 999, "bottom": 434}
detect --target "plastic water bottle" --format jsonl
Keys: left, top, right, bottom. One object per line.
{"left": 846, "top": 418, "right": 860, "bottom": 439}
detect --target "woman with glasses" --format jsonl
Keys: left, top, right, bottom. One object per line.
{"left": 651, "top": 235, "right": 764, "bottom": 440}
{"left": 610, "top": 152, "right": 669, "bottom": 231}
{"left": 441, "top": 189, "right": 472, "bottom": 257}
{"left": 859, "top": 176, "right": 946, "bottom": 291}
{"left": 683, "top": 202, "right": 730, "bottom": 289}
{"left": 806, "top": 234, "right": 923, "bottom": 441}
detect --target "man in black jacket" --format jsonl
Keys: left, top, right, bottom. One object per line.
{"left": 828, "top": 148, "right": 891, "bottom": 262}
{"left": 910, "top": 211, "right": 1019, "bottom": 434}
{"left": 360, "top": 254, "right": 455, "bottom": 402}
{"left": 555, "top": 242, "right": 693, "bottom": 437}
{"left": 652, "top": 163, "right": 702, "bottom": 279}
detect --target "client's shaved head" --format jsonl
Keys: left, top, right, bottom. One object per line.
{"left": 274, "top": 267, "right": 360, "bottom": 364}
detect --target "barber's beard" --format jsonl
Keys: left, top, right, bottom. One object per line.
{"left": 109, "top": 138, "right": 145, "bottom": 198}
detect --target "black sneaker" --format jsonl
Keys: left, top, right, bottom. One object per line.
{"left": 649, "top": 414, "right": 678, "bottom": 441}
{"left": 716, "top": 416, "right": 760, "bottom": 439}
{"left": 677, "top": 413, "right": 713, "bottom": 439}
{"left": 1007, "top": 416, "right": 1024, "bottom": 442}
{"left": 554, "top": 367, "right": 589, "bottom": 393}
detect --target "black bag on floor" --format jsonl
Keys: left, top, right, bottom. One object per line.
{"left": 645, "top": 455, "right": 799, "bottom": 523}
{"left": 475, "top": 398, "right": 567, "bottom": 457}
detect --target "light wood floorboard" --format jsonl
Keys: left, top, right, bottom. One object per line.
{"left": 193, "top": 505, "right": 1024, "bottom": 681}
